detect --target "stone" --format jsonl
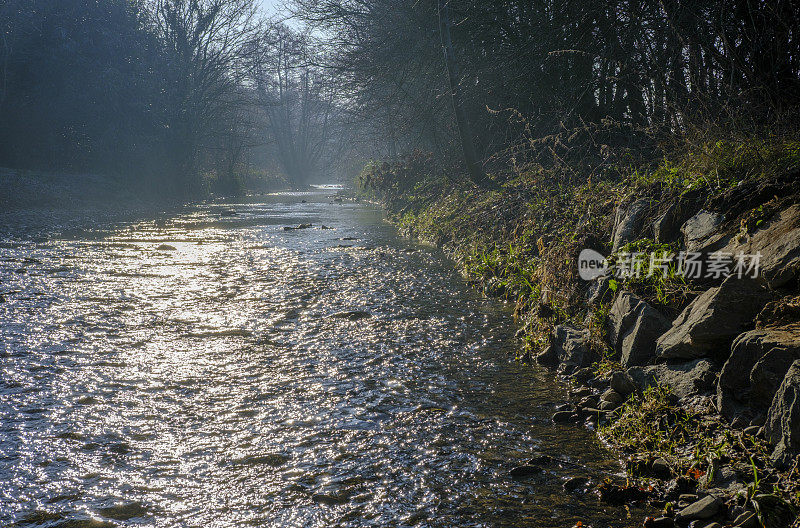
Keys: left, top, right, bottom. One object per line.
{"left": 756, "top": 295, "right": 800, "bottom": 328}
{"left": 717, "top": 327, "right": 800, "bottom": 420}
{"left": 609, "top": 291, "right": 642, "bottom": 345}
{"left": 751, "top": 348, "right": 800, "bottom": 411}
{"left": 601, "top": 388, "right": 624, "bottom": 405}
{"left": 284, "top": 223, "right": 313, "bottom": 230}
{"left": 610, "top": 371, "right": 637, "bottom": 396}
{"left": 571, "top": 367, "right": 595, "bottom": 385}
{"left": 751, "top": 494, "right": 795, "bottom": 528}
{"left": 764, "top": 360, "right": 800, "bottom": 467}
{"left": 311, "top": 492, "right": 348, "bottom": 505}
{"left": 552, "top": 411, "right": 578, "bottom": 424}
{"left": 563, "top": 476, "right": 589, "bottom": 492}
{"left": 509, "top": 464, "right": 544, "bottom": 478}
{"left": 654, "top": 194, "right": 701, "bottom": 244}
{"left": 656, "top": 276, "right": 773, "bottom": 361}
{"left": 587, "top": 276, "right": 612, "bottom": 305}
{"left": 718, "top": 203, "right": 800, "bottom": 288}
{"left": 612, "top": 199, "right": 651, "bottom": 251}
{"left": 535, "top": 344, "right": 558, "bottom": 368}
{"left": 732, "top": 511, "right": 758, "bottom": 528}
{"left": 331, "top": 310, "right": 372, "bottom": 321}
{"left": 645, "top": 517, "right": 675, "bottom": 528}
{"left": 651, "top": 458, "right": 671, "bottom": 479}
{"left": 527, "top": 454, "right": 556, "bottom": 466}
{"left": 698, "top": 462, "right": 738, "bottom": 491}
{"left": 571, "top": 386, "right": 593, "bottom": 399}
{"left": 548, "top": 325, "right": 594, "bottom": 373}
{"left": 156, "top": 244, "right": 177, "bottom": 251}
{"left": 675, "top": 495, "right": 722, "bottom": 522}
{"left": 682, "top": 210, "right": 725, "bottom": 253}
{"left": 628, "top": 359, "right": 716, "bottom": 400}
{"left": 600, "top": 400, "right": 621, "bottom": 411}
{"left": 609, "top": 292, "right": 671, "bottom": 367}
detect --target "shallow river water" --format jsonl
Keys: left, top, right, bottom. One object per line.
{"left": 0, "top": 190, "right": 644, "bottom": 527}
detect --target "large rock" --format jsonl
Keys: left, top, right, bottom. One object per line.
{"left": 608, "top": 292, "right": 671, "bottom": 366}
{"left": 653, "top": 192, "right": 701, "bottom": 244}
{"left": 675, "top": 495, "right": 722, "bottom": 522}
{"left": 764, "top": 360, "right": 800, "bottom": 467}
{"left": 718, "top": 203, "right": 800, "bottom": 288}
{"left": 612, "top": 199, "right": 651, "bottom": 252}
{"left": 587, "top": 276, "right": 612, "bottom": 306}
{"left": 627, "top": 359, "right": 716, "bottom": 400}
{"left": 717, "top": 325, "right": 800, "bottom": 420}
{"left": 656, "top": 276, "right": 773, "bottom": 361}
{"left": 682, "top": 210, "right": 726, "bottom": 253}
{"left": 541, "top": 325, "right": 594, "bottom": 374}
{"left": 751, "top": 332, "right": 800, "bottom": 410}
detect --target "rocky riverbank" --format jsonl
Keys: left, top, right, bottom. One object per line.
{"left": 356, "top": 139, "right": 800, "bottom": 527}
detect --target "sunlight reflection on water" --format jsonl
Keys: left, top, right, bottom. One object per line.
{"left": 0, "top": 191, "right": 643, "bottom": 527}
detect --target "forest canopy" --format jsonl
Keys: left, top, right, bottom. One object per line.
{"left": 0, "top": 0, "right": 798, "bottom": 195}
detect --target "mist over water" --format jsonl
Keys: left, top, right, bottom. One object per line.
{"left": 0, "top": 191, "right": 642, "bottom": 527}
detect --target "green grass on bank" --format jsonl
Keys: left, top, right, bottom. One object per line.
{"left": 357, "top": 136, "right": 800, "bottom": 355}
{"left": 357, "top": 134, "right": 800, "bottom": 513}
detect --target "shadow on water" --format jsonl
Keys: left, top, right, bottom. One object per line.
{"left": 0, "top": 190, "right": 647, "bottom": 527}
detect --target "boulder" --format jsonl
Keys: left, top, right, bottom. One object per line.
{"left": 587, "top": 276, "right": 612, "bottom": 305}
{"left": 653, "top": 192, "right": 701, "bottom": 244}
{"left": 675, "top": 495, "right": 722, "bottom": 522}
{"left": 610, "top": 370, "right": 637, "bottom": 396}
{"left": 682, "top": 210, "right": 726, "bottom": 253}
{"left": 764, "top": 360, "right": 800, "bottom": 467}
{"left": 718, "top": 203, "right": 800, "bottom": 288}
{"left": 628, "top": 359, "right": 716, "bottom": 400}
{"left": 717, "top": 325, "right": 800, "bottom": 420}
{"left": 535, "top": 344, "right": 558, "bottom": 368}
{"left": 552, "top": 410, "right": 578, "bottom": 424}
{"left": 756, "top": 295, "right": 800, "bottom": 328}
{"left": 548, "top": 325, "right": 594, "bottom": 373}
{"left": 751, "top": 342, "right": 800, "bottom": 410}
{"left": 563, "top": 476, "right": 589, "bottom": 492}
{"left": 698, "top": 461, "right": 739, "bottom": 491}
{"left": 608, "top": 292, "right": 671, "bottom": 366}
{"left": 600, "top": 388, "right": 624, "bottom": 405}
{"left": 509, "top": 464, "right": 544, "bottom": 478}
{"left": 656, "top": 276, "right": 773, "bottom": 361}
{"left": 612, "top": 199, "right": 651, "bottom": 251}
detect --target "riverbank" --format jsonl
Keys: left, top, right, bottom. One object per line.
{"left": 357, "top": 137, "right": 800, "bottom": 527}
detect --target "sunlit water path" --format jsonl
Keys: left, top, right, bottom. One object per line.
{"left": 0, "top": 191, "right": 643, "bottom": 527}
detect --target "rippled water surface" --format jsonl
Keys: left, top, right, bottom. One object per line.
{"left": 0, "top": 191, "right": 643, "bottom": 527}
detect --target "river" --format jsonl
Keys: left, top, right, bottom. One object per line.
{"left": 0, "top": 189, "right": 644, "bottom": 527}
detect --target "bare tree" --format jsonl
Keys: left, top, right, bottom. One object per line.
{"left": 251, "top": 25, "right": 338, "bottom": 187}
{"left": 154, "top": 0, "right": 261, "bottom": 190}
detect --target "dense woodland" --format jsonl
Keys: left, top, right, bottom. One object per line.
{"left": 0, "top": 0, "right": 798, "bottom": 195}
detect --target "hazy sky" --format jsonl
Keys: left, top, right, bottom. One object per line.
{"left": 258, "top": 0, "right": 283, "bottom": 16}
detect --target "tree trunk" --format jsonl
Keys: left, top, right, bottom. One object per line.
{"left": 437, "top": 0, "right": 490, "bottom": 188}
